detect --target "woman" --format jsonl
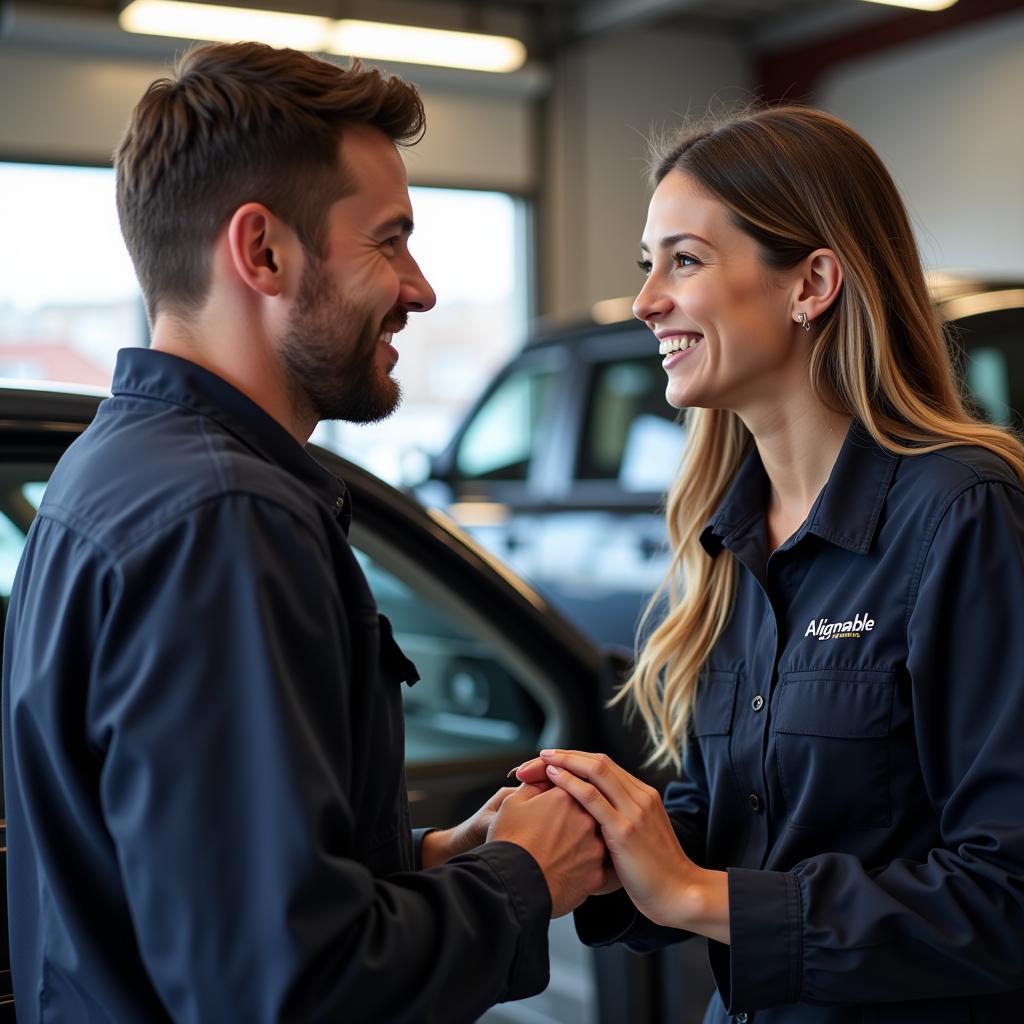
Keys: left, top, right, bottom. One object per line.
{"left": 515, "top": 107, "right": 1024, "bottom": 1022}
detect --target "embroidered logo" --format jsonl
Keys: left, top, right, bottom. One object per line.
{"left": 804, "top": 613, "right": 875, "bottom": 641}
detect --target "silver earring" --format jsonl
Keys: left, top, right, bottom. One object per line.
{"left": 796, "top": 311, "right": 812, "bottom": 332}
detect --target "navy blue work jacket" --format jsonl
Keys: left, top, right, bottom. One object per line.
{"left": 577, "top": 422, "right": 1024, "bottom": 1023}
{"left": 3, "top": 348, "right": 550, "bottom": 1023}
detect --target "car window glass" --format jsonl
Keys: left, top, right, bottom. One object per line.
{"left": 454, "top": 367, "right": 556, "bottom": 481}
{"left": 0, "top": 477, "right": 51, "bottom": 599}
{"left": 577, "top": 356, "right": 682, "bottom": 491}
{"left": 353, "top": 547, "right": 546, "bottom": 764}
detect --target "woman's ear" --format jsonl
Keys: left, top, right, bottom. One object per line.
{"left": 224, "top": 203, "right": 299, "bottom": 299}
{"left": 793, "top": 248, "right": 843, "bottom": 326}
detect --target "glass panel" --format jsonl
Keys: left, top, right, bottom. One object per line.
{"left": 354, "top": 548, "right": 544, "bottom": 765}
{"left": 0, "top": 471, "right": 54, "bottom": 600}
{"left": 455, "top": 367, "right": 555, "bottom": 481}
{"left": 577, "top": 355, "right": 682, "bottom": 491}
{"left": 0, "top": 162, "right": 147, "bottom": 386}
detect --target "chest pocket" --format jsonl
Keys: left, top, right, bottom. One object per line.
{"left": 692, "top": 669, "right": 739, "bottom": 782}
{"left": 774, "top": 669, "right": 895, "bottom": 829}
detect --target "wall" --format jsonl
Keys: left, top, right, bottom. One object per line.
{"left": 0, "top": 26, "right": 540, "bottom": 192}
{"left": 540, "top": 27, "right": 752, "bottom": 321}
{"left": 817, "top": 9, "right": 1024, "bottom": 280}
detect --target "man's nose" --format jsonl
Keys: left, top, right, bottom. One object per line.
{"left": 401, "top": 259, "right": 436, "bottom": 313}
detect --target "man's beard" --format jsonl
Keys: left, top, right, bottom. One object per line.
{"left": 280, "top": 257, "right": 406, "bottom": 425}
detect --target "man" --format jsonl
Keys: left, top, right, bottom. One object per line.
{"left": 2, "top": 42, "right": 608, "bottom": 1023}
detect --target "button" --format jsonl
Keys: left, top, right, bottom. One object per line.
{"left": 335, "top": 496, "right": 345, "bottom": 508}
{"left": 735, "top": 1015, "right": 748, "bottom": 1024}
{"left": 748, "top": 793, "right": 762, "bottom": 813}
{"left": 751, "top": 694, "right": 764, "bottom": 712}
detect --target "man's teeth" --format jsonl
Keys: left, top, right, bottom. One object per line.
{"left": 659, "top": 336, "right": 703, "bottom": 355}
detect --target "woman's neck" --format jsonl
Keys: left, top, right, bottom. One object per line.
{"left": 740, "top": 400, "right": 852, "bottom": 551}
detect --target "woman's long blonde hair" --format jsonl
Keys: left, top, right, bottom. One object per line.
{"left": 618, "top": 106, "right": 1024, "bottom": 768}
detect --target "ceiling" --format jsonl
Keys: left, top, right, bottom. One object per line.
{"left": 4, "top": 0, "right": 1022, "bottom": 94}
{"left": 0, "top": 0, "right": 919, "bottom": 56}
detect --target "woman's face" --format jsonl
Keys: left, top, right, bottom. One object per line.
{"left": 634, "top": 170, "right": 807, "bottom": 415}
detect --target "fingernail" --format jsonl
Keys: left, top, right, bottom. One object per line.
{"left": 546, "top": 765, "right": 560, "bottom": 776}
{"left": 540, "top": 749, "right": 555, "bottom": 757}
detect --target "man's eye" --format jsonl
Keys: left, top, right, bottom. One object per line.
{"left": 636, "top": 258, "right": 652, "bottom": 276}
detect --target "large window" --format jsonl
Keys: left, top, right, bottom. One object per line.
{"left": 0, "top": 163, "right": 528, "bottom": 484}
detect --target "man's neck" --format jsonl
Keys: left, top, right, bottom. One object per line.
{"left": 151, "top": 316, "right": 315, "bottom": 445}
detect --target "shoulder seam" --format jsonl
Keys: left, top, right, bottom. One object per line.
{"left": 903, "top": 478, "right": 1024, "bottom": 633}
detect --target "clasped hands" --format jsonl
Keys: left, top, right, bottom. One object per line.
{"left": 423, "top": 749, "right": 728, "bottom": 939}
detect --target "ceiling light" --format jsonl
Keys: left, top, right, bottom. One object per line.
{"left": 120, "top": 1, "right": 332, "bottom": 51}
{"left": 591, "top": 296, "right": 634, "bottom": 324}
{"left": 858, "top": 0, "right": 959, "bottom": 11}
{"left": 119, "top": 2, "right": 527, "bottom": 73}
{"left": 330, "top": 20, "right": 525, "bottom": 73}
{"left": 942, "top": 289, "right": 1024, "bottom": 320}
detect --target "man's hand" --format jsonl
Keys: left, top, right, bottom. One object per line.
{"left": 487, "top": 783, "right": 611, "bottom": 917}
{"left": 420, "top": 786, "right": 519, "bottom": 869}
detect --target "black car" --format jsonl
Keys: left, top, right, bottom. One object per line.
{"left": 417, "top": 279, "right": 1024, "bottom": 650}
{"left": 0, "top": 382, "right": 709, "bottom": 1024}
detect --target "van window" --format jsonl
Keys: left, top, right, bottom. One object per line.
{"left": 454, "top": 367, "right": 556, "bottom": 481}
{"left": 577, "top": 356, "right": 682, "bottom": 492}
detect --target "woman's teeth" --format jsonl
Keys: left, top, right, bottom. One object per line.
{"left": 659, "top": 335, "right": 703, "bottom": 355}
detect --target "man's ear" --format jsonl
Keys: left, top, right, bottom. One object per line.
{"left": 224, "top": 203, "right": 300, "bottom": 298}
{"left": 793, "top": 248, "right": 843, "bottom": 322}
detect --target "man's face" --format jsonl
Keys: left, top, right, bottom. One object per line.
{"left": 280, "top": 123, "right": 435, "bottom": 424}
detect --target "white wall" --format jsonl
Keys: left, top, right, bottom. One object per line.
{"left": 817, "top": 10, "right": 1024, "bottom": 280}
{"left": 541, "top": 28, "right": 751, "bottom": 320}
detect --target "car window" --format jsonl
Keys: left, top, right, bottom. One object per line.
{"left": 577, "top": 355, "right": 683, "bottom": 492}
{"left": 0, "top": 478, "right": 49, "bottom": 599}
{"left": 955, "top": 306, "right": 1024, "bottom": 425}
{"left": 353, "top": 544, "right": 547, "bottom": 765}
{"left": 454, "top": 366, "right": 556, "bottom": 481}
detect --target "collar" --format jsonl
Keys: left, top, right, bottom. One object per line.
{"left": 110, "top": 348, "right": 351, "bottom": 528}
{"left": 700, "top": 419, "right": 899, "bottom": 558}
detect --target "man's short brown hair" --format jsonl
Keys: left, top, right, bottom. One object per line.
{"left": 115, "top": 42, "right": 425, "bottom": 321}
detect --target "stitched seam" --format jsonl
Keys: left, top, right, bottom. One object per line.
{"left": 903, "top": 480, "right": 1024, "bottom": 634}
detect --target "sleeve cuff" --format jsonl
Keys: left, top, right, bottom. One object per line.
{"left": 463, "top": 841, "right": 552, "bottom": 1002}
{"left": 411, "top": 827, "right": 436, "bottom": 870}
{"left": 574, "top": 890, "right": 641, "bottom": 946}
{"left": 709, "top": 867, "right": 803, "bottom": 1014}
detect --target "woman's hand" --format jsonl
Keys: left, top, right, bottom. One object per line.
{"left": 515, "top": 750, "right": 729, "bottom": 942}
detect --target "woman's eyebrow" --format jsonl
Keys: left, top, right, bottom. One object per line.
{"left": 639, "top": 232, "right": 712, "bottom": 252}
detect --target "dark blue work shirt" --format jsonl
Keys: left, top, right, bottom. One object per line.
{"left": 3, "top": 348, "right": 550, "bottom": 1023}
{"left": 578, "top": 422, "right": 1024, "bottom": 1023}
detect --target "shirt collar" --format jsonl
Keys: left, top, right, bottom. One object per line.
{"left": 110, "top": 348, "right": 350, "bottom": 525}
{"left": 700, "top": 419, "right": 899, "bottom": 558}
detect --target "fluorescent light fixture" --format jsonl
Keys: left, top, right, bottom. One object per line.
{"left": 330, "top": 20, "right": 525, "bottom": 73}
{"left": 859, "top": 0, "right": 958, "bottom": 11}
{"left": 120, "top": 1, "right": 332, "bottom": 51}
{"left": 591, "top": 296, "right": 635, "bottom": 324}
{"left": 119, "top": 1, "right": 527, "bottom": 73}
{"left": 943, "top": 289, "right": 1024, "bottom": 321}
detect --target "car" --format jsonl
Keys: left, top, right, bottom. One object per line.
{"left": 0, "top": 381, "right": 714, "bottom": 1024}
{"left": 415, "top": 278, "right": 1024, "bottom": 650}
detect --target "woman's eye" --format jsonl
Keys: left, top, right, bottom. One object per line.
{"left": 636, "top": 258, "right": 652, "bottom": 276}
{"left": 673, "top": 252, "right": 700, "bottom": 269}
